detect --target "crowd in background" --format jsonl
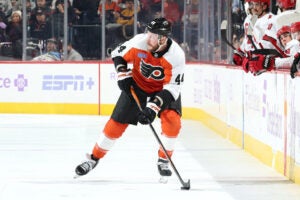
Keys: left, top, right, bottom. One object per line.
{"left": 0, "top": 0, "right": 231, "bottom": 63}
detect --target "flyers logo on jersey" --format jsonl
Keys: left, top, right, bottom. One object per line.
{"left": 140, "top": 60, "right": 164, "bottom": 80}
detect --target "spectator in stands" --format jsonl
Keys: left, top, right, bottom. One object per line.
{"left": 25, "top": 0, "right": 35, "bottom": 22}
{"left": 139, "top": 0, "right": 151, "bottom": 11}
{"left": 115, "top": 0, "right": 140, "bottom": 39}
{"left": 32, "top": 37, "right": 62, "bottom": 61}
{"left": 36, "top": 0, "right": 50, "bottom": 9}
{"left": 97, "top": 0, "right": 120, "bottom": 24}
{"left": 97, "top": 0, "right": 123, "bottom": 52}
{"left": 150, "top": 0, "right": 162, "bottom": 19}
{"left": 6, "top": 10, "right": 22, "bottom": 59}
{"left": 183, "top": 0, "right": 199, "bottom": 60}
{"left": 0, "top": 14, "right": 7, "bottom": 42}
{"left": 29, "top": 0, "right": 52, "bottom": 26}
{"left": 51, "top": 0, "right": 76, "bottom": 39}
{"left": 137, "top": 0, "right": 152, "bottom": 32}
{"left": 164, "top": 0, "right": 181, "bottom": 24}
{"left": 45, "top": 0, "right": 53, "bottom": 7}
{"left": 185, "top": 0, "right": 199, "bottom": 26}
{"left": 104, "top": 0, "right": 139, "bottom": 50}
{"left": 27, "top": 0, "right": 36, "bottom": 9}
{"left": 72, "top": 0, "right": 99, "bottom": 25}
{"left": 232, "top": 0, "right": 246, "bottom": 40}
{"left": 65, "top": 41, "right": 83, "bottom": 61}
{"left": 0, "top": 0, "right": 12, "bottom": 20}
{"left": 0, "top": 9, "right": 7, "bottom": 25}
{"left": 164, "top": 0, "right": 182, "bottom": 42}
{"left": 11, "top": 0, "right": 22, "bottom": 12}
{"left": 30, "top": 8, "right": 52, "bottom": 40}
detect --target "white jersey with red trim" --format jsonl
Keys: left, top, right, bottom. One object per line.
{"left": 240, "top": 14, "right": 255, "bottom": 52}
{"left": 253, "top": 13, "right": 274, "bottom": 47}
{"left": 111, "top": 33, "right": 185, "bottom": 100}
{"left": 275, "top": 39, "right": 300, "bottom": 68}
{"left": 261, "top": 9, "right": 299, "bottom": 49}
{"left": 240, "top": 13, "right": 274, "bottom": 52}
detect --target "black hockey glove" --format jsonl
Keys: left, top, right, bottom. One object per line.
{"left": 117, "top": 69, "right": 134, "bottom": 94}
{"left": 113, "top": 56, "right": 135, "bottom": 96}
{"left": 291, "top": 53, "right": 300, "bottom": 79}
{"left": 138, "top": 101, "right": 161, "bottom": 125}
{"left": 138, "top": 90, "right": 174, "bottom": 125}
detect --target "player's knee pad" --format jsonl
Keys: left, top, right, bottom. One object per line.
{"left": 160, "top": 110, "right": 181, "bottom": 137}
{"left": 103, "top": 118, "right": 128, "bottom": 139}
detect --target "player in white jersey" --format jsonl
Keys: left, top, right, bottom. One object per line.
{"left": 248, "top": 25, "right": 300, "bottom": 75}
{"left": 233, "top": 0, "right": 254, "bottom": 67}
{"left": 250, "top": 0, "right": 275, "bottom": 47}
{"left": 260, "top": 0, "right": 296, "bottom": 51}
{"left": 275, "top": 25, "right": 300, "bottom": 67}
{"left": 243, "top": 0, "right": 299, "bottom": 76}
{"left": 233, "top": 0, "right": 274, "bottom": 73}
{"left": 239, "top": 0, "right": 256, "bottom": 52}
{"left": 291, "top": 21, "right": 300, "bottom": 41}
{"left": 74, "top": 18, "right": 186, "bottom": 179}
{"left": 290, "top": 21, "right": 300, "bottom": 78}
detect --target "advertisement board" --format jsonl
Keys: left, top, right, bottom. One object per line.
{"left": 0, "top": 63, "right": 99, "bottom": 103}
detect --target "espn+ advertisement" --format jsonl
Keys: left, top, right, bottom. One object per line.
{"left": 0, "top": 63, "right": 99, "bottom": 103}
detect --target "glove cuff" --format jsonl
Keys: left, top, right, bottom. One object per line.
{"left": 117, "top": 70, "right": 132, "bottom": 81}
{"left": 264, "top": 55, "right": 275, "bottom": 70}
{"left": 233, "top": 49, "right": 245, "bottom": 57}
{"left": 146, "top": 102, "right": 161, "bottom": 114}
{"left": 113, "top": 56, "right": 128, "bottom": 72}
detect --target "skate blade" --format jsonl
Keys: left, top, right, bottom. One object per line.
{"left": 159, "top": 176, "right": 168, "bottom": 184}
{"left": 73, "top": 174, "right": 81, "bottom": 179}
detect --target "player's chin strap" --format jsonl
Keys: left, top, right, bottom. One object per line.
{"left": 151, "top": 35, "right": 169, "bottom": 58}
{"left": 158, "top": 35, "right": 166, "bottom": 49}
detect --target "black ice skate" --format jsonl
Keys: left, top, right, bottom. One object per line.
{"left": 74, "top": 154, "right": 99, "bottom": 178}
{"left": 157, "top": 158, "right": 172, "bottom": 176}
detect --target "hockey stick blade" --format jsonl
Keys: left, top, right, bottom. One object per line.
{"left": 220, "top": 20, "right": 236, "bottom": 50}
{"left": 130, "top": 86, "right": 191, "bottom": 190}
{"left": 181, "top": 179, "right": 191, "bottom": 190}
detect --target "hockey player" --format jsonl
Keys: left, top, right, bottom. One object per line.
{"left": 250, "top": 0, "right": 275, "bottom": 47}
{"left": 290, "top": 21, "right": 300, "bottom": 78}
{"left": 243, "top": 0, "right": 298, "bottom": 76}
{"left": 75, "top": 17, "right": 185, "bottom": 178}
{"left": 233, "top": 0, "right": 274, "bottom": 73}
{"left": 260, "top": 0, "right": 296, "bottom": 50}
{"left": 248, "top": 25, "right": 300, "bottom": 75}
{"left": 291, "top": 21, "right": 300, "bottom": 41}
{"left": 232, "top": 0, "right": 255, "bottom": 67}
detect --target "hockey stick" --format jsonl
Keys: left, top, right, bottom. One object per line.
{"left": 246, "top": 15, "right": 259, "bottom": 51}
{"left": 130, "top": 86, "right": 191, "bottom": 190}
{"left": 221, "top": 20, "right": 236, "bottom": 50}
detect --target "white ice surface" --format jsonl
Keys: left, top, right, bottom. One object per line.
{"left": 0, "top": 114, "right": 300, "bottom": 200}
